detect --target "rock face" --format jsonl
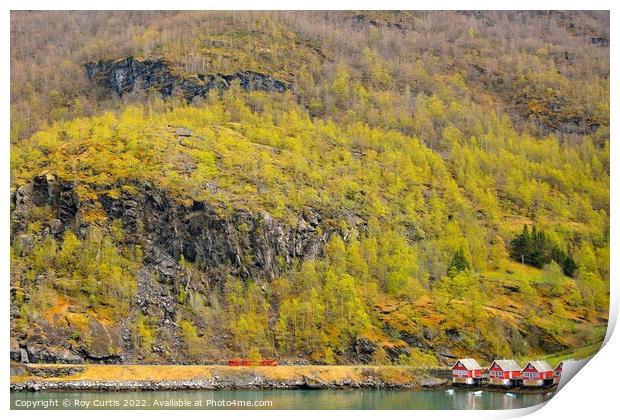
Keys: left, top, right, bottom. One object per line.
{"left": 354, "top": 338, "right": 377, "bottom": 364}
{"left": 11, "top": 173, "right": 80, "bottom": 238}
{"left": 24, "top": 344, "right": 84, "bottom": 364}
{"left": 85, "top": 56, "right": 289, "bottom": 101}
{"left": 12, "top": 175, "right": 325, "bottom": 285}
{"left": 11, "top": 175, "right": 327, "bottom": 363}
{"left": 99, "top": 181, "right": 324, "bottom": 283}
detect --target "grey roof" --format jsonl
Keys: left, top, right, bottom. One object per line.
{"left": 453, "top": 358, "right": 482, "bottom": 370}
{"left": 526, "top": 360, "right": 552, "bottom": 372}
{"left": 492, "top": 359, "right": 521, "bottom": 371}
{"left": 555, "top": 360, "right": 570, "bottom": 370}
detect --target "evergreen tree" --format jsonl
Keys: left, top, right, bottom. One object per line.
{"left": 510, "top": 225, "right": 531, "bottom": 265}
{"left": 510, "top": 225, "right": 577, "bottom": 277}
{"left": 561, "top": 255, "right": 577, "bottom": 277}
{"left": 447, "top": 247, "right": 470, "bottom": 277}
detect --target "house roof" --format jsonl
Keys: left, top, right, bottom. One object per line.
{"left": 554, "top": 360, "right": 571, "bottom": 370}
{"left": 555, "top": 359, "right": 575, "bottom": 369}
{"left": 453, "top": 358, "right": 482, "bottom": 370}
{"left": 492, "top": 359, "right": 521, "bottom": 371}
{"left": 526, "top": 360, "right": 552, "bottom": 372}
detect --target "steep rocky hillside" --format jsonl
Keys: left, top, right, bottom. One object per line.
{"left": 10, "top": 11, "right": 609, "bottom": 366}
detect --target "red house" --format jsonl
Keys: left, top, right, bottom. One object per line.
{"left": 452, "top": 358, "right": 483, "bottom": 385}
{"left": 488, "top": 359, "right": 522, "bottom": 386}
{"left": 553, "top": 362, "right": 563, "bottom": 385}
{"left": 521, "top": 360, "right": 553, "bottom": 387}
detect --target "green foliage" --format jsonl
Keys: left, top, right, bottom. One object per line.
{"left": 371, "top": 346, "right": 389, "bottom": 365}
{"left": 539, "top": 262, "right": 567, "bottom": 295}
{"left": 224, "top": 277, "right": 271, "bottom": 353}
{"left": 179, "top": 319, "right": 201, "bottom": 357}
{"left": 324, "top": 347, "right": 336, "bottom": 365}
{"left": 397, "top": 349, "right": 439, "bottom": 367}
{"left": 489, "top": 237, "right": 508, "bottom": 270}
{"left": 69, "top": 330, "right": 81, "bottom": 341}
{"left": 510, "top": 225, "right": 577, "bottom": 277}
{"left": 438, "top": 270, "right": 478, "bottom": 307}
{"left": 135, "top": 313, "right": 155, "bottom": 352}
{"left": 11, "top": 98, "right": 609, "bottom": 282}
{"left": 13, "top": 228, "right": 138, "bottom": 321}
{"left": 447, "top": 248, "right": 470, "bottom": 277}
{"left": 247, "top": 346, "right": 262, "bottom": 365}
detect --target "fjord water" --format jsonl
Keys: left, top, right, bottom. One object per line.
{"left": 11, "top": 389, "right": 553, "bottom": 410}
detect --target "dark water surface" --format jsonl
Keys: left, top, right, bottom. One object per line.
{"left": 11, "top": 388, "right": 553, "bottom": 410}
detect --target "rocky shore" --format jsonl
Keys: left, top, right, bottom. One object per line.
{"left": 11, "top": 377, "right": 447, "bottom": 392}
{"left": 10, "top": 364, "right": 451, "bottom": 392}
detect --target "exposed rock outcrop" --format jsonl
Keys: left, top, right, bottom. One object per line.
{"left": 85, "top": 56, "right": 289, "bottom": 101}
{"left": 24, "top": 344, "right": 84, "bottom": 364}
{"left": 99, "top": 181, "right": 325, "bottom": 283}
{"left": 11, "top": 175, "right": 328, "bottom": 364}
{"left": 12, "top": 175, "right": 326, "bottom": 285}
{"left": 11, "top": 173, "right": 80, "bottom": 239}
{"left": 354, "top": 338, "right": 377, "bottom": 364}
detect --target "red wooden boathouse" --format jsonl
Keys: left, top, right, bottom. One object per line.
{"left": 451, "top": 358, "right": 483, "bottom": 385}
{"left": 521, "top": 360, "right": 553, "bottom": 387}
{"left": 488, "top": 359, "right": 522, "bottom": 386}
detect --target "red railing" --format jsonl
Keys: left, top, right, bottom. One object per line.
{"left": 227, "top": 359, "right": 278, "bottom": 366}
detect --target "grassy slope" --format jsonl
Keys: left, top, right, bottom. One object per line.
{"left": 373, "top": 257, "right": 606, "bottom": 362}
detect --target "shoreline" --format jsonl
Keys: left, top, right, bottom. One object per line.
{"left": 11, "top": 364, "right": 450, "bottom": 392}
{"left": 10, "top": 364, "right": 555, "bottom": 394}
{"left": 11, "top": 382, "right": 557, "bottom": 393}
{"left": 11, "top": 379, "right": 440, "bottom": 392}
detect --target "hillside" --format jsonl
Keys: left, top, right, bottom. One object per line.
{"left": 10, "top": 11, "right": 609, "bottom": 366}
